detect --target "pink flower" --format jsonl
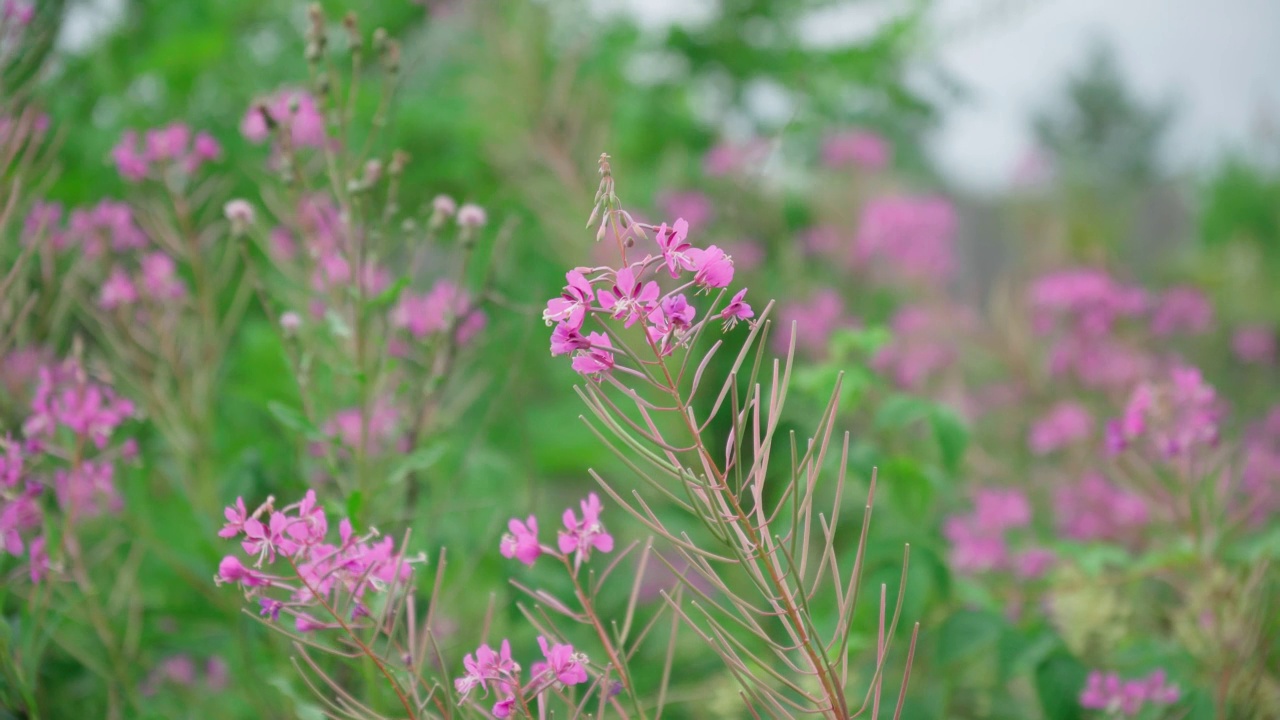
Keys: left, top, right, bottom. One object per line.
{"left": 241, "top": 512, "right": 295, "bottom": 565}
{"left": 557, "top": 493, "right": 613, "bottom": 563}
{"left": 821, "top": 129, "right": 891, "bottom": 171}
{"left": 110, "top": 130, "right": 150, "bottom": 182}
{"left": 1012, "top": 548, "right": 1055, "bottom": 579}
{"left": 687, "top": 245, "right": 734, "bottom": 288}
{"left": 550, "top": 322, "right": 591, "bottom": 357}
{"left": 655, "top": 218, "right": 695, "bottom": 277}
{"left": 855, "top": 195, "right": 956, "bottom": 283}
{"left": 454, "top": 639, "right": 519, "bottom": 697}
{"left": 457, "top": 204, "right": 487, "bottom": 228}
{"left": 219, "top": 497, "right": 249, "bottom": 538}
{"left": 1233, "top": 325, "right": 1275, "bottom": 364}
{"left": 598, "top": 266, "right": 660, "bottom": 327}
{"left": 99, "top": 267, "right": 138, "bottom": 310}
{"left": 54, "top": 461, "right": 122, "bottom": 518}
{"left": 1054, "top": 473, "right": 1149, "bottom": 544}
{"left": 500, "top": 515, "right": 541, "bottom": 566}
{"left": 531, "top": 636, "right": 588, "bottom": 686}
{"left": 720, "top": 288, "right": 754, "bottom": 329}
{"left": 1028, "top": 401, "right": 1093, "bottom": 454}
{"left": 972, "top": 487, "right": 1032, "bottom": 531}
{"left": 1149, "top": 286, "right": 1212, "bottom": 336}
{"left": 215, "top": 555, "right": 269, "bottom": 587}
{"left": 777, "top": 289, "right": 856, "bottom": 358}
{"left": 242, "top": 90, "right": 327, "bottom": 148}
{"left": 392, "top": 281, "right": 486, "bottom": 344}
{"left": 144, "top": 123, "right": 191, "bottom": 163}
{"left": 542, "top": 270, "right": 595, "bottom": 330}
{"left": 140, "top": 253, "right": 187, "bottom": 300}
{"left": 570, "top": 333, "right": 615, "bottom": 377}
{"left": 28, "top": 535, "right": 49, "bottom": 583}
{"left": 943, "top": 516, "right": 1008, "bottom": 574}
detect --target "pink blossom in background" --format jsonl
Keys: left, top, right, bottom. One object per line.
{"left": 1237, "top": 406, "right": 1280, "bottom": 526}
{"left": 99, "top": 267, "right": 138, "bottom": 310}
{"left": 872, "top": 304, "right": 968, "bottom": 390}
{"left": 62, "top": 200, "right": 148, "bottom": 256}
{"left": 943, "top": 515, "right": 1009, "bottom": 574}
{"left": 54, "top": 461, "right": 123, "bottom": 519}
{"left": 391, "top": 280, "right": 486, "bottom": 345}
{"left": 1149, "top": 286, "right": 1212, "bottom": 336}
{"left": 324, "top": 402, "right": 399, "bottom": 453}
{"left": 1054, "top": 473, "right": 1149, "bottom": 544}
{"left": 2, "top": 1, "right": 35, "bottom": 26}
{"left": 1028, "top": 401, "right": 1093, "bottom": 455}
{"left": 23, "top": 201, "right": 64, "bottom": 249}
{"left": 1, "top": 489, "right": 41, "bottom": 556}
{"left": 1107, "top": 365, "right": 1221, "bottom": 460}
{"left": 800, "top": 224, "right": 850, "bottom": 264}
{"left": 1048, "top": 335, "right": 1152, "bottom": 391}
{"left": 1030, "top": 268, "right": 1147, "bottom": 337}
{"left": 110, "top": 130, "right": 150, "bottom": 182}
{"left": 241, "top": 89, "right": 327, "bottom": 148}
{"left": 703, "top": 138, "right": 770, "bottom": 177}
{"left": 1080, "top": 669, "right": 1179, "bottom": 715}
{"left": 1232, "top": 325, "right": 1275, "bottom": 364}
{"left": 1012, "top": 548, "right": 1056, "bottom": 579}
{"left": 656, "top": 191, "right": 714, "bottom": 230}
{"left": 24, "top": 360, "right": 135, "bottom": 448}
{"left": 140, "top": 252, "right": 188, "bottom": 300}
{"left": 854, "top": 195, "right": 956, "bottom": 284}
{"left": 821, "top": 128, "right": 891, "bottom": 171}
{"left": 775, "top": 289, "right": 857, "bottom": 357}
{"left": 1011, "top": 146, "right": 1055, "bottom": 188}
{"left": 972, "top": 487, "right": 1032, "bottom": 531}
{"left": 724, "top": 239, "right": 764, "bottom": 272}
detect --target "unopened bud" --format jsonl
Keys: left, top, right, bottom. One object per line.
{"left": 389, "top": 149, "right": 409, "bottom": 176}
{"left": 223, "top": 199, "right": 256, "bottom": 235}
{"left": 430, "top": 194, "right": 456, "bottom": 228}
{"left": 457, "top": 203, "right": 487, "bottom": 228}
{"left": 280, "top": 311, "right": 302, "bottom": 335}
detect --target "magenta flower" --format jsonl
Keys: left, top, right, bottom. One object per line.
{"left": 543, "top": 270, "right": 595, "bottom": 330}
{"left": 99, "top": 267, "right": 138, "bottom": 310}
{"left": 598, "top": 266, "right": 660, "bottom": 327}
{"left": 657, "top": 192, "right": 713, "bottom": 230}
{"left": 215, "top": 555, "right": 269, "bottom": 587}
{"left": 219, "top": 497, "right": 249, "bottom": 538}
{"left": 550, "top": 322, "right": 591, "bottom": 357}
{"left": 27, "top": 535, "right": 49, "bottom": 584}
{"left": 655, "top": 218, "right": 695, "bottom": 277}
{"left": 570, "top": 332, "right": 615, "bottom": 377}
{"left": 144, "top": 123, "right": 191, "bottom": 163}
{"left": 855, "top": 195, "right": 956, "bottom": 283}
{"left": 1150, "top": 286, "right": 1212, "bottom": 336}
{"left": 1012, "top": 548, "right": 1056, "bottom": 579}
{"left": 557, "top": 492, "right": 614, "bottom": 562}
{"left": 1233, "top": 325, "right": 1276, "bottom": 365}
{"left": 242, "top": 90, "right": 327, "bottom": 148}
{"left": 241, "top": 512, "right": 296, "bottom": 565}
{"left": 686, "top": 245, "right": 734, "bottom": 288}
{"left": 1080, "top": 669, "right": 1179, "bottom": 715}
{"left": 140, "top": 252, "right": 187, "bottom": 300}
{"left": 110, "top": 130, "right": 150, "bottom": 182}
{"left": 531, "top": 636, "right": 588, "bottom": 686}
{"left": 500, "top": 515, "right": 542, "bottom": 566}
{"left": 454, "top": 639, "right": 519, "bottom": 697}
{"left": 720, "top": 288, "right": 754, "bottom": 329}
{"left": 1028, "top": 401, "right": 1093, "bottom": 455}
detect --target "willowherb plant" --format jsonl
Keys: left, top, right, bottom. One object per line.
{"left": 527, "top": 154, "right": 918, "bottom": 717}
{"left": 231, "top": 5, "right": 498, "bottom": 518}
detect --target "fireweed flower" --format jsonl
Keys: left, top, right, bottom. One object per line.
{"left": 777, "top": 289, "right": 857, "bottom": 358}
{"left": 1028, "top": 401, "right": 1094, "bottom": 455}
{"left": 457, "top": 203, "right": 487, "bottom": 228}
{"left": 687, "top": 244, "right": 734, "bottom": 288}
{"left": 550, "top": 322, "right": 591, "bottom": 357}
{"left": 854, "top": 195, "right": 956, "bottom": 283}
{"left": 558, "top": 492, "right": 614, "bottom": 563}
{"left": 1232, "top": 325, "right": 1276, "bottom": 365}
{"left": 720, "top": 288, "right": 754, "bottom": 329}
{"left": 1054, "top": 473, "right": 1150, "bottom": 544}
{"left": 1149, "top": 286, "right": 1212, "bottom": 336}
{"left": 944, "top": 487, "right": 1032, "bottom": 574}
{"left": 531, "top": 636, "right": 589, "bottom": 687}
{"left": 392, "top": 281, "right": 487, "bottom": 345}
{"left": 241, "top": 89, "right": 327, "bottom": 148}
{"left": 598, "top": 266, "right": 660, "bottom": 327}
{"left": 646, "top": 293, "right": 697, "bottom": 355}
{"left": 654, "top": 218, "right": 695, "bottom": 277}
{"left": 542, "top": 270, "right": 595, "bottom": 330}
{"left": 1105, "top": 365, "right": 1221, "bottom": 460}
{"left": 98, "top": 266, "right": 139, "bottom": 310}
{"left": 500, "top": 515, "right": 542, "bottom": 566}
{"left": 570, "top": 332, "right": 615, "bottom": 378}
{"left": 1079, "top": 669, "right": 1179, "bottom": 715}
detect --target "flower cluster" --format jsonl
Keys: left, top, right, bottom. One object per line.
{"left": 24, "top": 199, "right": 146, "bottom": 255}
{"left": 1079, "top": 669, "right": 1180, "bottom": 716}
{"left": 1053, "top": 472, "right": 1150, "bottom": 544}
{"left": 872, "top": 303, "right": 974, "bottom": 390}
{"left": 854, "top": 195, "right": 956, "bottom": 284}
{"left": 1106, "top": 366, "right": 1221, "bottom": 461}
{"left": 1028, "top": 401, "right": 1094, "bottom": 455}
{"left": 454, "top": 636, "right": 589, "bottom": 717}
{"left": 390, "top": 280, "right": 487, "bottom": 346}
{"left": 944, "top": 487, "right": 1053, "bottom": 578}
{"left": 215, "top": 491, "right": 422, "bottom": 632}
{"left": 1, "top": 359, "right": 136, "bottom": 583}
{"left": 499, "top": 492, "right": 614, "bottom": 568}
{"left": 111, "top": 122, "right": 222, "bottom": 182}
{"left": 542, "top": 215, "right": 753, "bottom": 376}
{"left": 775, "top": 288, "right": 857, "bottom": 358}
{"left": 241, "top": 89, "right": 327, "bottom": 149}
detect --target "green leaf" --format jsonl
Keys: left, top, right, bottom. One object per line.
{"left": 388, "top": 444, "right": 448, "bottom": 485}
{"left": 368, "top": 276, "right": 410, "bottom": 310}
{"left": 1035, "top": 652, "right": 1088, "bottom": 720}
{"left": 346, "top": 490, "right": 364, "bottom": 521}
{"left": 937, "top": 609, "right": 1005, "bottom": 666}
{"left": 929, "top": 406, "right": 969, "bottom": 476}
{"left": 266, "top": 401, "right": 324, "bottom": 441}
{"left": 874, "top": 394, "right": 934, "bottom": 431}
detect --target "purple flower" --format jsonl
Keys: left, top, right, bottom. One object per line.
{"left": 686, "top": 245, "right": 734, "bottom": 288}
{"left": 1149, "top": 286, "right": 1212, "bottom": 336}
{"left": 655, "top": 218, "right": 695, "bottom": 277}
{"left": 719, "top": 288, "right": 754, "bottom": 329}
{"left": 557, "top": 493, "right": 614, "bottom": 563}
{"left": 215, "top": 555, "right": 268, "bottom": 587}
{"left": 542, "top": 271, "right": 595, "bottom": 330}
{"left": 258, "top": 597, "right": 283, "bottom": 621}
{"left": 99, "top": 267, "right": 138, "bottom": 310}
{"left": 110, "top": 130, "right": 150, "bottom": 182}
{"left": 570, "top": 332, "right": 615, "bottom": 377}
{"left": 531, "top": 636, "right": 588, "bottom": 686}
{"left": 500, "top": 515, "right": 541, "bottom": 566}
{"left": 855, "top": 195, "right": 956, "bottom": 283}
{"left": 598, "top": 266, "right": 660, "bottom": 327}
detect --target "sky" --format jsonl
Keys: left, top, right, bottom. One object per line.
{"left": 610, "top": 0, "right": 1280, "bottom": 192}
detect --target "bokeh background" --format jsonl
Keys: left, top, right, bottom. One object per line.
{"left": 3, "top": 0, "right": 1279, "bottom": 718}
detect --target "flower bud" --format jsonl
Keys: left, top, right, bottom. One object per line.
{"left": 457, "top": 203, "right": 486, "bottom": 228}
{"left": 223, "top": 199, "right": 255, "bottom": 235}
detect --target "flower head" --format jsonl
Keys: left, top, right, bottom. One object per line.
{"left": 500, "top": 515, "right": 542, "bottom": 566}
{"left": 557, "top": 493, "right": 614, "bottom": 563}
